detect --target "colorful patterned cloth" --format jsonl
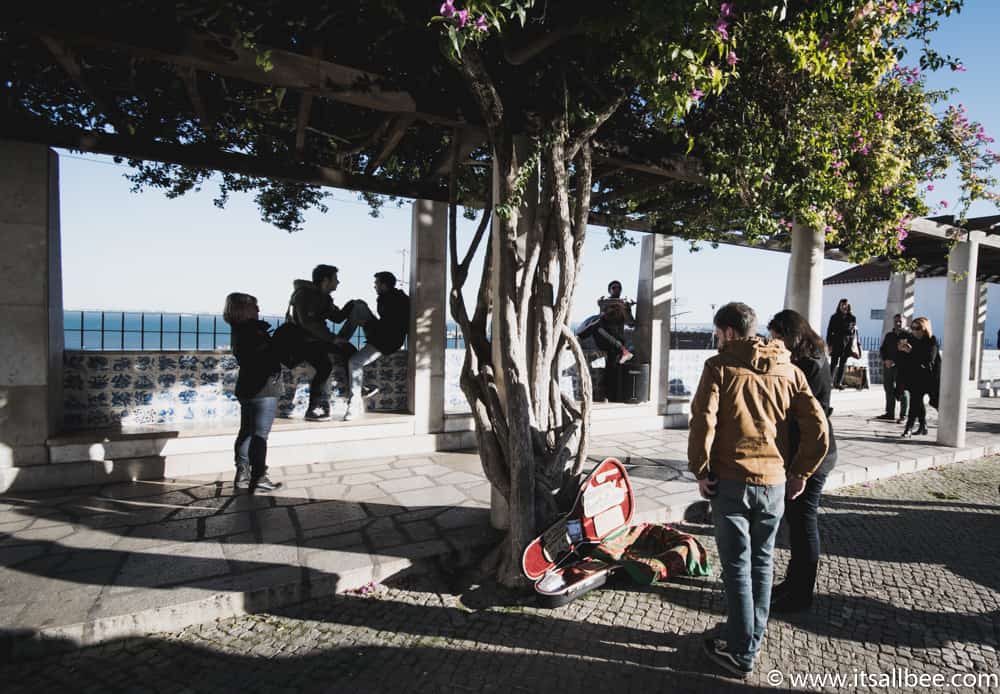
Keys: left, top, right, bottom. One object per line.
{"left": 590, "top": 523, "right": 711, "bottom": 585}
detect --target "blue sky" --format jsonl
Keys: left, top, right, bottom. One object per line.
{"left": 57, "top": 3, "right": 999, "bottom": 326}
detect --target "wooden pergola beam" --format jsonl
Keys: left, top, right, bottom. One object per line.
{"left": 1, "top": 116, "right": 449, "bottom": 203}
{"left": 365, "top": 115, "right": 415, "bottom": 175}
{"left": 177, "top": 67, "right": 214, "bottom": 137}
{"left": 37, "top": 34, "right": 132, "bottom": 135}
{"left": 41, "top": 28, "right": 432, "bottom": 118}
{"left": 594, "top": 154, "right": 705, "bottom": 185}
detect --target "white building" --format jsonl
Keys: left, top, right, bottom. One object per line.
{"left": 823, "top": 265, "right": 1000, "bottom": 349}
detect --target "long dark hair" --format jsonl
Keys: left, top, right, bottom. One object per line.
{"left": 767, "top": 309, "right": 826, "bottom": 361}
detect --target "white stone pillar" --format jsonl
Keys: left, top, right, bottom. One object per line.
{"left": 635, "top": 234, "right": 673, "bottom": 416}
{"left": 408, "top": 199, "right": 448, "bottom": 435}
{"left": 937, "top": 232, "right": 983, "bottom": 448}
{"left": 971, "top": 282, "right": 988, "bottom": 383}
{"left": 489, "top": 136, "right": 537, "bottom": 530}
{"left": 783, "top": 224, "right": 825, "bottom": 331}
{"left": 0, "top": 141, "right": 63, "bottom": 468}
{"left": 881, "top": 271, "right": 916, "bottom": 337}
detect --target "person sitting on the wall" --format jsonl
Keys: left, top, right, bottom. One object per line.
{"left": 224, "top": 292, "right": 284, "bottom": 493}
{"left": 337, "top": 271, "right": 410, "bottom": 421}
{"left": 277, "top": 264, "right": 355, "bottom": 421}
{"left": 825, "top": 298, "right": 856, "bottom": 389}
{"left": 594, "top": 280, "right": 636, "bottom": 365}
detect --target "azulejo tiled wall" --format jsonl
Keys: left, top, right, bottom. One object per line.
{"left": 63, "top": 351, "right": 408, "bottom": 430}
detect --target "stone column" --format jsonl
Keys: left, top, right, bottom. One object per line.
{"left": 970, "top": 282, "right": 988, "bottom": 383}
{"left": 937, "top": 231, "right": 983, "bottom": 448}
{"left": 0, "top": 141, "right": 63, "bottom": 468}
{"left": 489, "top": 136, "right": 537, "bottom": 530}
{"left": 635, "top": 234, "right": 673, "bottom": 415}
{"left": 881, "top": 271, "right": 916, "bottom": 337}
{"left": 408, "top": 199, "right": 448, "bottom": 435}
{"left": 783, "top": 224, "right": 825, "bottom": 331}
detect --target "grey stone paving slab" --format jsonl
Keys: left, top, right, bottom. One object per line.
{"left": 2, "top": 398, "right": 1000, "bottom": 660}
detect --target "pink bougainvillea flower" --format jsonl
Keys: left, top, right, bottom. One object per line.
{"left": 720, "top": 2, "right": 734, "bottom": 17}
{"left": 727, "top": 51, "right": 739, "bottom": 66}
{"left": 908, "top": 1, "right": 923, "bottom": 14}
{"left": 875, "top": 111, "right": 883, "bottom": 120}
{"left": 475, "top": 14, "right": 488, "bottom": 32}
{"left": 714, "top": 19, "right": 729, "bottom": 40}
{"left": 940, "top": 200, "right": 949, "bottom": 208}
{"left": 439, "top": 0, "right": 455, "bottom": 18}
{"left": 690, "top": 89, "right": 704, "bottom": 102}
{"left": 670, "top": 72, "right": 680, "bottom": 81}
{"left": 456, "top": 9, "right": 469, "bottom": 27}
{"left": 927, "top": 184, "right": 935, "bottom": 191}
{"left": 953, "top": 63, "right": 967, "bottom": 72}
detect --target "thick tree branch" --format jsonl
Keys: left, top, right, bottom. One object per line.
{"left": 566, "top": 93, "right": 627, "bottom": 163}
{"left": 561, "top": 324, "right": 592, "bottom": 476}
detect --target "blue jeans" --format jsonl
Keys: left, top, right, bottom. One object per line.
{"left": 235, "top": 397, "right": 278, "bottom": 478}
{"left": 712, "top": 479, "right": 785, "bottom": 669}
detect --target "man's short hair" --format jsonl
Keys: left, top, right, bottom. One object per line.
{"left": 374, "top": 271, "right": 397, "bottom": 287}
{"left": 312, "top": 264, "right": 339, "bottom": 285}
{"left": 608, "top": 280, "right": 622, "bottom": 292}
{"left": 714, "top": 302, "right": 757, "bottom": 338}
{"left": 894, "top": 313, "right": 902, "bottom": 320}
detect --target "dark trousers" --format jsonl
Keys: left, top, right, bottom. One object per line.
{"left": 882, "top": 365, "right": 909, "bottom": 418}
{"left": 235, "top": 396, "right": 278, "bottom": 478}
{"left": 298, "top": 342, "right": 334, "bottom": 408}
{"left": 782, "top": 471, "right": 829, "bottom": 599}
{"left": 829, "top": 350, "right": 849, "bottom": 386}
{"left": 905, "top": 389, "right": 927, "bottom": 430}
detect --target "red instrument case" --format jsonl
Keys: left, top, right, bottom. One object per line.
{"left": 521, "top": 457, "right": 635, "bottom": 607}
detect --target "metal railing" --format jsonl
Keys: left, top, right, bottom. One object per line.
{"left": 63, "top": 311, "right": 369, "bottom": 352}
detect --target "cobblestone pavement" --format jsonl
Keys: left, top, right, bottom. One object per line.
{"left": 4, "top": 456, "right": 999, "bottom": 693}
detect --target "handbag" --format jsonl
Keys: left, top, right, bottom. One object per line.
{"left": 849, "top": 330, "right": 862, "bottom": 359}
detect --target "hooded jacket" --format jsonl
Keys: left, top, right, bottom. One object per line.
{"left": 688, "top": 337, "right": 829, "bottom": 485}
{"left": 365, "top": 287, "right": 410, "bottom": 355}
{"left": 284, "top": 279, "right": 347, "bottom": 345}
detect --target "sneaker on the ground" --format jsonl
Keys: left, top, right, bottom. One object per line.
{"left": 361, "top": 385, "right": 380, "bottom": 400}
{"left": 251, "top": 475, "right": 283, "bottom": 492}
{"left": 234, "top": 464, "right": 251, "bottom": 490}
{"left": 703, "top": 638, "right": 753, "bottom": 679}
{"left": 304, "top": 406, "right": 330, "bottom": 421}
{"left": 896, "top": 416, "right": 905, "bottom": 424}
{"left": 619, "top": 348, "right": 634, "bottom": 365}
{"left": 876, "top": 413, "right": 895, "bottom": 421}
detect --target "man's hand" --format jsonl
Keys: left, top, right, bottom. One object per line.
{"left": 698, "top": 477, "right": 718, "bottom": 499}
{"left": 786, "top": 477, "right": 807, "bottom": 500}
{"left": 883, "top": 359, "right": 894, "bottom": 369}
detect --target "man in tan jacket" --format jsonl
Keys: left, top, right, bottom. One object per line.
{"left": 689, "top": 302, "right": 828, "bottom": 678}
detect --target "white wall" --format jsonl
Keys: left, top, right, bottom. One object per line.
{"left": 822, "top": 278, "right": 1000, "bottom": 348}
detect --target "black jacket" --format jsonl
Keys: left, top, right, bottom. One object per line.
{"left": 899, "top": 335, "right": 940, "bottom": 396}
{"left": 789, "top": 353, "right": 838, "bottom": 475}
{"left": 879, "top": 328, "right": 911, "bottom": 362}
{"left": 284, "top": 279, "right": 347, "bottom": 344}
{"left": 826, "top": 311, "right": 857, "bottom": 354}
{"left": 231, "top": 320, "right": 284, "bottom": 400}
{"left": 365, "top": 288, "right": 410, "bottom": 355}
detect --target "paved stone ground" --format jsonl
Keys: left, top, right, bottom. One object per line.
{"left": 3, "top": 455, "right": 999, "bottom": 693}
{"left": 4, "top": 400, "right": 1000, "bottom": 652}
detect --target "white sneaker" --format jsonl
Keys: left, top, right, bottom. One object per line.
{"left": 343, "top": 402, "right": 361, "bottom": 421}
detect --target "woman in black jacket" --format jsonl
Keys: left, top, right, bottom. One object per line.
{"left": 224, "top": 293, "right": 284, "bottom": 492}
{"left": 825, "top": 298, "right": 856, "bottom": 389}
{"left": 767, "top": 309, "right": 838, "bottom": 613}
{"left": 897, "top": 316, "right": 939, "bottom": 438}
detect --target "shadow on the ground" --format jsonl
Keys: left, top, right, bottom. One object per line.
{"left": 0, "top": 590, "right": 797, "bottom": 694}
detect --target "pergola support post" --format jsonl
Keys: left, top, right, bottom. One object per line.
{"left": 881, "top": 271, "right": 916, "bottom": 337}
{"left": 783, "top": 224, "right": 825, "bottom": 331}
{"left": 971, "top": 281, "right": 988, "bottom": 384}
{"left": 0, "top": 140, "right": 63, "bottom": 469}
{"left": 937, "top": 231, "right": 983, "bottom": 448}
{"left": 408, "top": 199, "right": 448, "bottom": 436}
{"left": 635, "top": 234, "right": 673, "bottom": 416}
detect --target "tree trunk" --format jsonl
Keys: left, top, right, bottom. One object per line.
{"left": 448, "top": 50, "right": 613, "bottom": 588}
